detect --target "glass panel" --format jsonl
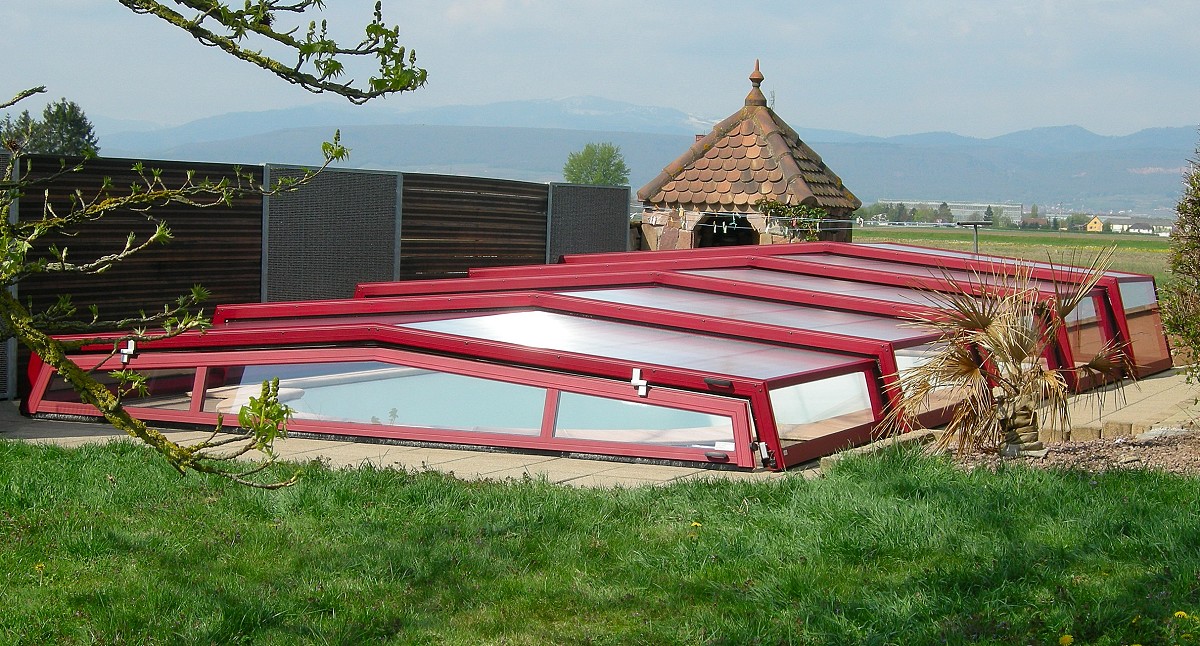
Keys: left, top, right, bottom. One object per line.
{"left": 894, "top": 343, "right": 943, "bottom": 375}
{"left": 860, "top": 243, "right": 1142, "bottom": 278}
{"left": 1126, "top": 309, "right": 1172, "bottom": 369}
{"left": 42, "top": 368, "right": 195, "bottom": 411}
{"left": 892, "top": 343, "right": 969, "bottom": 410}
{"left": 402, "top": 310, "right": 860, "bottom": 380}
{"left": 781, "top": 253, "right": 1060, "bottom": 294}
{"left": 1119, "top": 280, "right": 1158, "bottom": 311}
{"left": 769, "top": 372, "right": 874, "bottom": 442}
{"left": 557, "top": 286, "right": 929, "bottom": 342}
{"left": 1066, "top": 295, "right": 1108, "bottom": 366}
{"left": 683, "top": 268, "right": 949, "bottom": 308}
{"left": 553, "top": 391, "right": 735, "bottom": 450}
{"left": 203, "top": 361, "right": 545, "bottom": 435}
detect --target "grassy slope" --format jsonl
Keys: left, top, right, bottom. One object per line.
{"left": 3, "top": 440, "right": 1198, "bottom": 645}
{"left": 853, "top": 228, "right": 1172, "bottom": 284}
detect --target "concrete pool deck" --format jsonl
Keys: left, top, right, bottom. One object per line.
{"left": 3, "top": 368, "right": 1197, "bottom": 487}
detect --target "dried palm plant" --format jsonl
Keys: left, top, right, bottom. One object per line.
{"left": 880, "top": 248, "right": 1128, "bottom": 455}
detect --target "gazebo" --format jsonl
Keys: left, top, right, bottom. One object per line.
{"left": 636, "top": 61, "right": 861, "bottom": 250}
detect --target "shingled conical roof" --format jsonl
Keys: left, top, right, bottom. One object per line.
{"left": 637, "top": 61, "right": 861, "bottom": 214}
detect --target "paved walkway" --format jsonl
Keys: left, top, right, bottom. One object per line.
{"left": 1058, "top": 367, "right": 1199, "bottom": 440}
{"left": 0, "top": 401, "right": 799, "bottom": 487}
{"left": 3, "top": 369, "right": 1196, "bottom": 487}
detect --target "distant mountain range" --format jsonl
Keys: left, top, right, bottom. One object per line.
{"left": 96, "top": 96, "right": 1199, "bottom": 214}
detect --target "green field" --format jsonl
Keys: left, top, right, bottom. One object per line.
{"left": 853, "top": 227, "right": 1173, "bottom": 284}
{"left": 3, "top": 440, "right": 1198, "bottom": 645}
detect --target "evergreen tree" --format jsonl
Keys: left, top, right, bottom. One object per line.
{"left": 30, "top": 98, "right": 100, "bottom": 155}
{"left": 1162, "top": 138, "right": 1200, "bottom": 380}
{"left": 0, "top": 110, "right": 39, "bottom": 153}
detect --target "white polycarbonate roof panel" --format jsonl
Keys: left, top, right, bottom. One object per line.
{"left": 682, "top": 268, "right": 945, "bottom": 308}
{"left": 400, "top": 310, "right": 862, "bottom": 380}
{"left": 556, "top": 286, "right": 929, "bottom": 342}
{"left": 780, "top": 253, "right": 1061, "bottom": 293}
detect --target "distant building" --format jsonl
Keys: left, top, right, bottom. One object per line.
{"left": 636, "top": 61, "right": 859, "bottom": 250}
{"left": 1086, "top": 216, "right": 1104, "bottom": 232}
{"left": 1103, "top": 215, "right": 1134, "bottom": 233}
{"left": 1127, "top": 222, "right": 1155, "bottom": 234}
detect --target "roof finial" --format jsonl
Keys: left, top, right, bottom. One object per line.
{"left": 745, "top": 59, "right": 767, "bottom": 107}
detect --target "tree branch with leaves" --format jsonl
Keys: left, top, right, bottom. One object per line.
{"left": 117, "top": 0, "right": 426, "bottom": 102}
{"left": 3, "top": 0, "right": 423, "bottom": 486}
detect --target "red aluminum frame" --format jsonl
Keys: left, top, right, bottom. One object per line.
{"left": 33, "top": 299, "right": 885, "bottom": 470}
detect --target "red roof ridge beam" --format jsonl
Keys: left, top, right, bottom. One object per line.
{"left": 750, "top": 255, "right": 1051, "bottom": 302}
{"left": 212, "top": 291, "right": 551, "bottom": 326}
{"left": 852, "top": 241, "right": 1151, "bottom": 281}
{"left": 268, "top": 268, "right": 946, "bottom": 325}
{"left": 354, "top": 271, "right": 672, "bottom": 299}
{"left": 468, "top": 252, "right": 764, "bottom": 279}
{"left": 776, "top": 251, "right": 1097, "bottom": 295}
{"left": 559, "top": 240, "right": 843, "bottom": 265}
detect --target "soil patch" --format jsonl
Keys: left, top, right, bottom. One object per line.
{"left": 959, "top": 425, "right": 1200, "bottom": 475}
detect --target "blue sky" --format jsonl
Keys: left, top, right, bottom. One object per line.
{"left": 4, "top": 0, "right": 1199, "bottom": 137}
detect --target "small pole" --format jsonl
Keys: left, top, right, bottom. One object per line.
{"left": 956, "top": 220, "right": 993, "bottom": 254}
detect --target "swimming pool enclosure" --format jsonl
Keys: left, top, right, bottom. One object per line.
{"left": 26, "top": 242, "right": 1172, "bottom": 471}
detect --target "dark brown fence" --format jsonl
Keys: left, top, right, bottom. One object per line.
{"left": 10, "top": 155, "right": 264, "bottom": 396}
{"left": 15, "top": 155, "right": 265, "bottom": 323}
{"left": 398, "top": 174, "right": 549, "bottom": 279}
{"left": 5, "top": 156, "right": 629, "bottom": 397}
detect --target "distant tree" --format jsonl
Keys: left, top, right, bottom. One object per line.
{"left": 1050, "top": 217, "right": 1060, "bottom": 230}
{"left": 1, "top": 98, "right": 100, "bottom": 155}
{"left": 985, "top": 205, "right": 995, "bottom": 221}
{"left": 854, "top": 203, "right": 890, "bottom": 220}
{"left": 936, "top": 202, "right": 953, "bottom": 221}
{"left": 912, "top": 206, "right": 938, "bottom": 223}
{"left": 1030, "top": 204, "right": 1040, "bottom": 219}
{"left": 562, "top": 142, "right": 630, "bottom": 185}
{"left": 0, "top": 110, "right": 39, "bottom": 153}
{"left": 1162, "top": 137, "right": 1200, "bottom": 381}
{"left": 1102, "top": 220, "right": 1112, "bottom": 233}
{"left": 33, "top": 98, "right": 99, "bottom": 155}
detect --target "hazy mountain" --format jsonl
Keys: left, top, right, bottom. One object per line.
{"left": 96, "top": 97, "right": 1199, "bottom": 213}
{"left": 389, "top": 96, "right": 717, "bottom": 135}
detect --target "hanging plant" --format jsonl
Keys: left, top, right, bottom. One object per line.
{"left": 755, "top": 199, "right": 828, "bottom": 242}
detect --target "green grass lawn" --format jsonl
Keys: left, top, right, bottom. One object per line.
{"left": 853, "top": 227, "right": 1172, "bottom": 284}
{"left": 3, "top": 440, "right": 1198, "bottom": 645}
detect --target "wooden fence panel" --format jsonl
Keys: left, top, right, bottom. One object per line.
{"left": 399, "top": 174, "right": 548, "bottom": 279}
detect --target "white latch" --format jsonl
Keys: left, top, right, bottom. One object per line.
{"left": 630, "top": 368, "right": 649, "bottom": 397}
{"left": 119, "top": 339, "right": 138, "bottom": 365}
